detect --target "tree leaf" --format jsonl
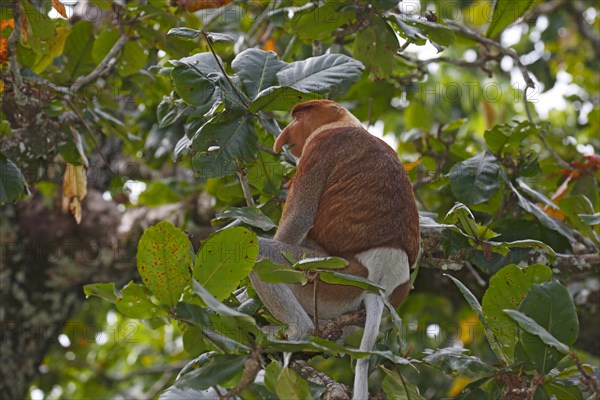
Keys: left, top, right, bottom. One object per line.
{"left": 194, "top": 227, "right": 258, "bottom": 301}
{"left": 136, "top": 221, "right": 192, "bottom": 307}
{"left": 423, "top": 347, "right": 494, "bottom": 376}
{"left": 277, "top": 54, "right": 364, "bottom": 97}
{"left": 446, "top": 274, "right": 507, "bottom": 364}
{"left": 486, "top": 0, "right": 535, "bottom": 39}
{"left": 159, "top": 354, "right": 247, "bottom": 397}
{"left": 444, "top": 203, "right": 479, "bottom": 238}
{"left": 382, "top": 368, "right": 425, "bottom": 400}
{"left": 156, "top": 96, "right": 192, "bottom": 128}
{"left": 215, "top": 206, "right": 277, "bottom": 231}
{"left": 116, "top": 281, "right": 168, "bottom": 319}
{"left": 248, "top": 86, "right": 321, "bottom": 112}
{"left": 190, "top": 111, "right": 258, "bottom": 179}
{"left": 484, "top": 121, "right": 538, "bottom": 153}
{"left": 63, "top": 20, "right": 96, "bottom": 78}
{"left": 275, "top": 367, "right": 312, "bottom": 400}
{"left": 253, "top": 259, "right": 308, "bottom": 285}
{"left": 294, "top": 257, "right": 348, "bottom": 271}
{"left": 505, "top": 179, "right": 576, "bottom": 243}
{"left": 353, "top": 16, "right": 398, "bottom": 79}
{"left": 0, "top": 154, "right": 28, "bottom": 204}
{"left": 481, "top": 264, "right": 552, "bottom": 363}
{"left": 449, "top": 152, "right": 504, "bottom": 205}
{"left": 319, "top": 271, "right": 383, "bottom": 292}
{"left": 231, "top": 48, "right": 287, "bottom": 100}
{"left": 167, "top": 27, "right": 201, "bottom": 41}
{"left": 83, "top": 282, "right": 118, "bottom": 303}
{"left": 542, "top": 382, "right": 583, "bottom": 400}
{"left": 170, "top": 53, "right": 221, "bottom": 112}
{"left": 516, "top": 281, "right": 579, "bottom": 373}
{"left": 291, "top": 2, "right": 355, "bottom": 40}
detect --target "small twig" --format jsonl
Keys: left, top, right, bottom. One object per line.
{"left": 237, "top": 169, "right": 255, "bottom": 207}
{"left": 66, "top": 101, "right": 115, "bottom": 175}
{"left": 464, "top": 261, "right": 486, "bottom": 287}
{"left": 222, "top": 349, "right": 263, "bottom": 399}
{"left": 200, "top": 31, "right": 249, "bottom": 109}
{"left": 290, "top": 360, "right": 351, "bottom": 400}
{"left": 313, "top": 277, "right": 320, "bottom": 337}
{"left": 312, "top": 40, "right": 322, "bottom": 56}
{"left": 8, "top": 2, "right": 25, "bottom": 106}
{"left": 537, "top": 131, "right": 571, "bottom": 170}
{"left": 569, "top": 351, "right": 600, "bottom": 396}
{"left": 70, "top": 35, "right": 128, "bottom": 93}
{"left": 258, "top": 143, "right": 278, "bottom": 156}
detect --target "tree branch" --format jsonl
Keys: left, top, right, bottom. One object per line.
{"left": 290, "top": 360, "right": 351, "bottom": 400}
{"left": 8, "top": 2, "right": 25, "bottom": 106}
{"left": 70, "top": 35, "right": 128, "bottom": 93}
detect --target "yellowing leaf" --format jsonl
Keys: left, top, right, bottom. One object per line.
{"left": 62, "top": 163, "right": 87, "bottom": 223}
{"left": 447, "top": 375, "right": 471, "bottom": 397}
{"left": 404, "top": 159, "right": 421, "bottom": 172}
{"left": 262, "top": 38, "right": 277, "bottom": 52}
{"left": 33, "top": 26, "right": 70, "bottom": 73}
{"left": 52, "top": 0, "right": 68, "bottom": 18}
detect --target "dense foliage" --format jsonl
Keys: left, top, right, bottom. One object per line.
{"left": 1, "top": 0, "right": 598, "bottom": 399}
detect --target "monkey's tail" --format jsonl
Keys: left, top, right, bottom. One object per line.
{"left": 352, "top": 292, "right": 384, "bottom": 400}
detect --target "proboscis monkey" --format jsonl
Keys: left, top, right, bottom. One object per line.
{"left": 250, "top": 99, "right": 420, "bottom": 400}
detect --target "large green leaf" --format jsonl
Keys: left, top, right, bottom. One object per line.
{"left": 21, "top": 1, "right": 55, "bottom": 56}
{"left": 136, "top": 221, "right": 192, "bottom": 307}
{"left": 159, "top": 354, "right": 247, "bottom": 398}
{"left": 194, "top": 227, "right": 258, "bottom": 301}
{"left": 274, "top": 367, "right": 312, "bottom": 400}
{"left": 83, "top": 282, "right": 118, "bottom": 303}
{"left": 423, "top": 348, "right": 494, "bottom": 377}
{"left": 276, "top": 54, "right": 364, "bottom": 96}
{"left": 516, "top": 281, "right": 579, "bottom": 373}
{"left": 504, "top": 309, "right": 570, "bottom": 354}
{"left": 505, "top": 180, "right": 576, "bottom": 243}
{"left": 446, "top": 274, "right": 506, "bottom": 364}
{"left": 382, "top": 368, "right": 425, "bottom": 400}
{"left": 170, "top": 53, "right": 221, "bottom": 112}
{"left": 215, "top": 206, "right": 277, "bottom": 231}
{"left": 486, "top": 0, "right": 535, "bottom": 39}
{"left": 190, "top": 111, "right": 258, "bottom": 179}
{"left": 63, "top": 20, "right": 96, "bottom": 78}
{"left": 116, "top": 281, "right": 168, "bottom": 319}
{"left": 248, "top": 86, "right": 321, "bottom": 112}
{"left": 291, "top": 2, "right": 355, "bottom": 40}
{"left": 231, "top": 49, "right": 286, "bottom": 99}
{"left": 558, "top": 195, "right": 600, "bottom": 246}
{"left": 481, "top": 264, "right": 552, "bottom": 363}
{"left": 353, "top": 16, "right": 398, "bottom": 80}
{"left": 254, "top": 259, "right": 308, "bottom": 285}
{"left": 484, "top": 121, "right": 538, "bottom": 153}
{"left": 449, "top": 152, "right": 504, "bottom": 205}
{"left": 0, "top": 154, "right": 27, "bottom": 204}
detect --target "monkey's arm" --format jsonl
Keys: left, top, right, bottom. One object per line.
{"left": 274, "top": 153, "right": 331, "bottom": 245}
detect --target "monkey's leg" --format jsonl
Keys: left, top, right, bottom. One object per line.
{"left": 250, "top": 237, "right": 324, "bottom": 340}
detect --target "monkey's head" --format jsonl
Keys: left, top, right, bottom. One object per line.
{"left": 274, "top": 100, "right": 362, "bottom": 158}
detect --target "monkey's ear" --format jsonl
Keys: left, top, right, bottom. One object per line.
{"left": 273, "top": 129, "right": 288, "bottom": 152}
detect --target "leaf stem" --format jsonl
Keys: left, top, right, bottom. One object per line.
{"left": 200, "top": 31, "right": 250, "bottom": 109}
